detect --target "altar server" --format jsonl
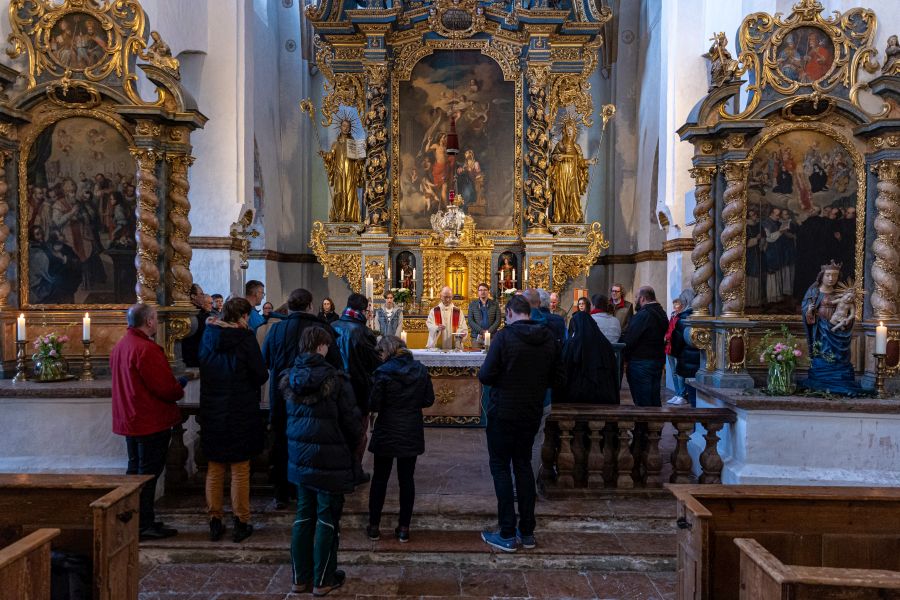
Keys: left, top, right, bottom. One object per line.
{"left": 426, "top": 286, "right": 468, "bottom": 349}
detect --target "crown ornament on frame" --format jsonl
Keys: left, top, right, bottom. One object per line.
{"left": 716, "top": 0, "right": 883, "bottom": 120}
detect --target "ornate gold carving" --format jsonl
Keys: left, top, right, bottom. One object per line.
{"left": 704, "top": 32, "right": 739, "bottom": 89}
{"left": 725, "top": 328, "right": 748, "bottom": 373}
{"left": 427, "top": 0, "right": 486, "bottom": 40}
{"left": 364, "top": 256, "right": 386, "bottom": 297}
{"left": 719, "top": 160, "right": 750, "bottom": 317}
{"left": 0, "top": 150, "right": 12, "bottom": 307}
{"left": 309, "top": 221, "right": 362, "bottom": 292}
{"left": 689, "top": 165, "right": 716, "bottom": 316}
{"left": 548, "top": 73, "right": 593, "bottom": 127}
{"left": 315, "top": 36, "right": 366, "bottom": 126}
{"left": 165, "top": 153, "right": 194, "bottom": 306}
{"left": 700, "top": 141, "right": 715, "bottom": 154}
{"left": 871, "top": 160, "right": 900, "bottom": 319}
{"left": 138, "top": 31, "right": 180, "bottom": 79}
{"left": 550, "top": 47, "right": 580, "bottom": 62}
{"left": 524, "top": 64, "right": 551, "bottom": 230}
{"left": 131, "top": 147, "right": 162, "bottom": 304}
{"left": 420, "top": 217, "right": 493, "bottom": 305}
{"left": 434, "top": 386, "right": 455, "bottom": 405}
{"left": 135, "top": 120, "right": 162, "bottom": 137}
{"left": 424, "top": 415, "right": 481, "bottom": 425}
{"left": 723, "top": 1, "right": 882, "bottom": 119}
{"left": 550, "top": 222, "right": 609, "bottom": 292}
{"left": 426, "top": 366, "right": 480, "bottom": 377}
{"left": 690, "top": 326, "right": 716, "bottom": 372}
{"left": 363, "top": 63, "right": 388, "bottom": 227}
{"left": 46, "top": 77, "right": 101, "bottom": 109}
{"left": 870, "top": 135, "right": 900, "bottom": 151}
{"left": 164, "top": 316, "right": 191, "bottom": 363}
{"left": 527, "top": 255, "right": 550, "bottom": 290}
{"left": 723, "top": 133, "right": 745, "bottom": 150}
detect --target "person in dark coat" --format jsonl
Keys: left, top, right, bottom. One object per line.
{"left": 282, "top": 326, "right": 362, "bottom": 596}
{"left": 478, "top": 295, "right": 564, "bottom": 553}
{"left": 182, "top": 287, "right": 213, "bottom": 368}
{"left": 560, "top": 311, "right": 619, "bottom": 405}
{"left": 263, "top": 288, "right": 343, "bottom": 508}
{"left": 318, "top": 297, "right": 339, "bottom": 324}
{"left": 331, "top": 293, "right": 381, "bottom": 483}
{"left": 669, "top": 295, "right": 702, "bottom": 407}
{"left": 199, "top": 297, "right": 268, "bottom": 543}
{"left": 365, "top": 335, "right": 435, "bottom": 543}
{"left": 620, "top": 286, "right": 669, "bottom": 407}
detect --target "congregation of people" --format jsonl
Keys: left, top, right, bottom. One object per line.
{"left": 110, "top": 278, "right": 699, "bottom": 596}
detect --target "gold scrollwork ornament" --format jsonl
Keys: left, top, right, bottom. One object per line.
{"left": 309, "top": 221, "right": 362, "bottom": 293}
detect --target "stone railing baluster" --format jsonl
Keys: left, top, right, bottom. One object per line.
{"left": 587, "top": 419, "right": 606, "bottom": 489}
{"left": 616, "top": 421, "right": 635, "bottom": 489}
{"left": 670, "top": 421, "right": 695, "bottom": 484}
{"left": 699, "top": 421, "right": 726, "bottom": 484}
{"left": 540, "top": 419, "right": 559, "bottom": 490}
{"left": 557, "top": 419, "right": 576, "bottom": 488}
{"left": 644, "top": 421, "right": 664, "bottom": 488}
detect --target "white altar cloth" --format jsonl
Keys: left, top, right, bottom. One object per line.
{"left": 411, "top": 349, "right": 487, "bottom": 368}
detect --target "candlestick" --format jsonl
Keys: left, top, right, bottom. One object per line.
{"left": 80, "top": 340, "right": 95, "bottom": 382}
{"left": 875, "top": 352, "right": 887, "bottom": 399}
{"left": 876, "top": 321, "right": 888, "bottom": 355}
{"left": 82, "top": 312, "right": 91, "bottom": 342}
{"left": 512, "top": 268, "right": 516, "bottom": 282}
{"left": 484, "top": 331, "right": 491, "bottom": 351}
{"left": 16, "top": 313, "right": 25, "bottom": 342}
{"left": 13, "top": 340, "right": 27, "bottom": 383}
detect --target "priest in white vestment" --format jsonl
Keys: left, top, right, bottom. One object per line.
{"left": 426, "top": 286, "right": 468, "bottom": 349}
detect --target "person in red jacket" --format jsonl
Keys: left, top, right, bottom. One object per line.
{"left": 111, "top": 303, "right": 187, "bottom": 540}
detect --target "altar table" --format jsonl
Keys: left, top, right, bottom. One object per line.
{"left": 411, "top": 349, "right": 486, "bottom": 427}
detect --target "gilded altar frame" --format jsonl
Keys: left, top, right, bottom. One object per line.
{"left": 678, "top": 0, "right": 900, "bottom": 390}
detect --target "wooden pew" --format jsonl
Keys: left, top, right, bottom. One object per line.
{"left": 0, "top": 474, "right": 151, "bottom": 600}
{"left": 668, "top": 484, "right": 900, "bottom": 600}
{"left": 736, "top": 538, "right": 900, "bottom": 599}
{"left": 0, "top": 529, "right": 59, "bottom": 600}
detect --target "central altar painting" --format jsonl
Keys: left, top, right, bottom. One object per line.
{"left": 398, "top": 51, "right": 515, "bottom": 232}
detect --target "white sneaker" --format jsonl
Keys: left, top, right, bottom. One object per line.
{"left": 666, "top": 395, "right": 684, "bottom": 405}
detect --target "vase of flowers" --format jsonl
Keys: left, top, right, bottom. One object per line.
{"left": 757, "top": 326, "right": 802, "bottom": 395}
{"left": 390, "top": 287, "right": 411, "bottom": 307}
{"left": 32, "top": 333, "right": 70, "bottom": 382}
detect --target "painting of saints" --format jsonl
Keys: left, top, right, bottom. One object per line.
{"left": 49, "top": 14, "right": 108, "bottom": 70}
{"left": 776, "top": 27, "right": 835, "bottom": 84}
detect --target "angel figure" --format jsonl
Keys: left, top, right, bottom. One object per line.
{"left": 829, "top": 280, "right": 863, "bottom": 332}
{"left": 704, "top": 32, "right": 739, "bottom": 88}
{"left": 321, "top": 115, "right": 364, "bottom": 222}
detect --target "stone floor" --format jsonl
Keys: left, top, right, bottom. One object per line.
{"left": 142, "top": 403, "right": 681, "bottom": 600}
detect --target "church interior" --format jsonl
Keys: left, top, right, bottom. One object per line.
{"left": 2, "top": 0, "right": 900, "bottom": 598}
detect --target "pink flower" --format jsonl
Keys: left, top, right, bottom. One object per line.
{"left": 59, "top": 335, "right": 69, "bottom": 343}
{"left": 793, "top": 349, "right": 802, "bottom": 357}
{"left": 774, "top": 343, "right": 784, "bottom": 351}
{"left": 49, "top": 349, "right": 57, "bottom": 357}
{"left": 777, "top": 354, "right": 784, "bottom": 361}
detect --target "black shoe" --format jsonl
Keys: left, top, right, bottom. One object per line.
{"left": 139, "top": 523, "right": 178, "bottom": 541}
{"left": 395, "top": 526, "right": 410, "bottom": 543}
{"left": 232, "top": 517, "right": 254, "bottom": 543}
{"left": 313, "top": 569, "right": 346, "bottom": 597}
{"left": 209, "top": 518, "right": 226, "bottom": 542}
{"left": 366, "top": 524, "right": 381, "bottom": 541}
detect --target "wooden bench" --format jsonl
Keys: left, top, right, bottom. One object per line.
{"left": 0, "top": 529, "right": 59, "bottom": 600}
{"left": 736, "top": 538, "right": 900, "bottom": 599}
{"left": 0, "top": 474, "right": 151, "bottom": 600}
{"left": 668, "top": 484, "right": 900, "bottom": 600}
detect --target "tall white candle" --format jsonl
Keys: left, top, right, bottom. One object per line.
{"left": 525, "top": 268, "right": 529, "bottom": 283}
{"left": 82, "top": 313, "right": 91, "bottom": 342}
{"left": 484, "top": 331, "right": 491, "bottom": 348}
{"left": 365, "top": 277, "right": 374, "bottom": 300}
{"left": 512, "top": 268, "right": 516, "bottom": 282}
{"left": 400, "top": 331, "right": 407, "bottom": 343}
{"left": 876, "top": 321, "right": 888, "bottom": 355}
{"left": 387, "top": 266, "right": 391, "bottom": 283}
{"left": 16, "top": 313, "right": 25, "bottom": 342}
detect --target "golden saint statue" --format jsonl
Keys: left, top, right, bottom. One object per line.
{"left": 320, "top": 117, "right": 364, "bottom": 222}
{"left": 550, "top": 116, "right": 592, "bottom": 224}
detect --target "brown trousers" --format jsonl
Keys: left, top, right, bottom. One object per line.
{"left": 206, "top": 460, "right": 251, "bottom": 523}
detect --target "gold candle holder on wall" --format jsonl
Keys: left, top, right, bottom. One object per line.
{"left": 874, "top": 353, "right": 887, "bottom": 399}
{"left": 12, "top": 340, "right": 27, "bottom": 383}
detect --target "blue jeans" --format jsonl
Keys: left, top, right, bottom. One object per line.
{"left": 626, "top": 359, "right": 664, "bottom": 407}
{"left": 291, "top": 485, "right": 344, "bottom": 588}
{"left": 667, "top": 355, "right": 685, "bottom": 396}
{"left": 125, "top": 428, "right": 172, "bottom": 530}
{"left": 486, "top": 417, "right": 540, "bottom": 538}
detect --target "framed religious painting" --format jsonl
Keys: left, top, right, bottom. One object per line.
{"left": 392, "top": 47, "right": 521, "bottom": 235}
{"left": 744, "top": 125, "right": 864, "bottom": 315}
{"left": 774, "top": 26, "right": 836, "bottom": 86}
{"left": 21, "top": 116, "right": 137, "bottom": 307}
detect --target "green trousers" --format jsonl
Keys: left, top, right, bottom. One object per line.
{"left": 291, "top": 485, "right": 345, "bottom": 588}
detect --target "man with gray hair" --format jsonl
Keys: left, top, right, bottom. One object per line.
{"left": 111, "top": 303, "right": 188, "bottom": 540}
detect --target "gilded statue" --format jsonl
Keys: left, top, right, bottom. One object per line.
{"left": 550, "top": 115, "right": 592, "bottom": 224}
{"left": 320, "top": 116, "right": 364, "bottom": 222}
{"left": 142, "top": 31, "right": 180, "bottom": 76}
{"left": 704, "top": 32, "right": 739, "bottom": 88}
{"left": 883, "top": 34, "right": 900, "bottom": 77}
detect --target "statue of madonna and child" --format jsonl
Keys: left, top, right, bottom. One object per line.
{"left": 801, "top": 261, "right": 866, "bottom": 395}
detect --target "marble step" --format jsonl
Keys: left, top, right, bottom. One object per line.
{"left": 139, "top": 526, "right": 677, "bottom": 572}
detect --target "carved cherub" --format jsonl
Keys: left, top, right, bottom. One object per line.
{"left": 704, "top": 32, "right": 739, "bottom": 88}
{"left": 829, "top": 280, "right": 864, "bottom": 332}
{"left": 883, "top": 34, "right": 900, "bottom": 77}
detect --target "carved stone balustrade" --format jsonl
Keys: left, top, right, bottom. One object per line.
{"left": 541, "top": 405, "right": 736, "bottom": 496}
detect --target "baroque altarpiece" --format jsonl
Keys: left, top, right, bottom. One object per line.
{"left": 679, "top": 0, "right": 900, "bottom": 391}
{"left": 0, "top": 0, "right": 205, "bottom": 373}
{"left": 305, "top": 0, "right": 614, "bottom": 335}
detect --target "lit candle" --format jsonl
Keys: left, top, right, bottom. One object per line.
{"left": 82, "top": 312, "right": 91, "bottom": 342}
{"left": 512, "top": 268, "right": 516, "bottom": 282}
{"left": 387, "top": 266, "right": 391, "bottom": 283}
{"left": 412, "top": 268, "right": 416, "bottom": 281}
{"left": 16, "top": 313, "right": 25, "bottom": 342}
{"left": 400, "top": 331, "right": 407, "bottom": 343}
{"left": 525, "top": 268, "right": 529, "bottom": 283}
{"left": 484, "top": 331, "right": 491, "bottom": 348}
{"left": 876, "top": 321, "right": 888, "bottom": 355}
{"left": 365, "top": 276, "right": 374, "bottom": 300}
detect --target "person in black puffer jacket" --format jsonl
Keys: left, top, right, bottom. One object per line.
{"left": 620, "top": 286, "right": 669, "bottom": 407}
{"left": 365, "top": 335, "right": 434, "bottom": 543}
{"left": 199, "top": 297, "right": 268, "bottom": 543}
{"left": 281, "top": 326, "right": 362, "bottom": 596}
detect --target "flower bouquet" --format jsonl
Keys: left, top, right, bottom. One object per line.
{"left": 32, "top": 332, "right": 71, "bottom": 382}
{"left": 390, "top": 287, "right": 411, "bottom": 305}
{"left": 757, "top": 326, "right": 802, "bottom": 395}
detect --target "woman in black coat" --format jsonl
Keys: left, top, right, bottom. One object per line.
{"left": 366, "top": 335, "right": 434, "bottom": 543}
{"left": 199, "top": 297, "right": 268, "bottom": 543}
{"left": 560, "top": 311, "right": 619, "bottom": 405}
